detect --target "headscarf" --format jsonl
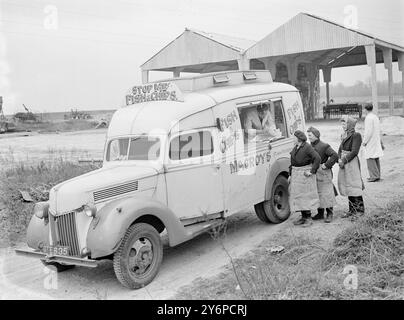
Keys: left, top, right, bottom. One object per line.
{"left": 294, "top": 130, "right": 307, "bottom": 142}
{"left": 307, "top": 126, "right": 320, "bottom": 139}
{"left": 340, "top": 115, "right": 357, "bottom": 141}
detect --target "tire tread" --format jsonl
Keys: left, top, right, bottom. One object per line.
{"left": 254, "top": 175, "right": 290, "bottom": 224}
{"left": 113, "top": 223, "right": 162, "bottom": 289}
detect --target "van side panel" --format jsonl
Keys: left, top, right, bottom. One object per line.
{"left": 282, "top": 91, "right": 306, "bottom": 136}
{"left": 171, "top": 108, "right": 216, "bottom": 133}
{"left": 262, "top": 90, "right": 304, "bottom": 199}
{"left": 212, "top": 100, "right": 261, "bottom": 214}
{"left": 213, "top": 91, "right": 303, "bottom": 214}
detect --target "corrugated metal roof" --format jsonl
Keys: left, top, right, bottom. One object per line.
{"left": 141, "top": 29, "right": 256, "bottom": 71}
{"left": 246, "top": 13, "right": 404, "bottom": 59}
{"left": 246, "top": 13, "right": 373, "bottom": 59}
{"left": 187, "top": 28, "right": 256, "bottom": 52}
{"left": 141, "top": 12, "right": 404, "bottom": 73}
{"left": 303, "top": 13, "right": 404, "bottom": 51}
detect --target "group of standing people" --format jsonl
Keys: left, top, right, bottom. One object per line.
{"left": 288, "top": 104, "right": 383, "bottom": 226}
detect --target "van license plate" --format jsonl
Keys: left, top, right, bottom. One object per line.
{"left": 41, "top": 245, "right": 69, "bottom": 256}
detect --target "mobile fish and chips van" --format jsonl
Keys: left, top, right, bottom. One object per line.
{"left": 16, "top": 70, "right": 306, "bottom": 289}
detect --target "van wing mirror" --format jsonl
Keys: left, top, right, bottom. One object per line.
{"left": 216, "top": 118, "right": 223, "bottom": 132}
{"left": 268, "top": 142, "right": 272, "bottom": 151}
{"left": 269, "top": 136, "right": 285, "bottom": 143}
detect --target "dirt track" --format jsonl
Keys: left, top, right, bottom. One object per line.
{"left": 1, "top": 121, "right": 403, "bottom": 299}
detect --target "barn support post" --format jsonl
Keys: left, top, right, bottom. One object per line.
{"left": 237, "top": 55, "right": 250, "bottom": 71}
{"left": 263, "top": 58, "right": 277, "bottom": 81}
{"left": 365, "top": 44, "right": 379, "bottom": 115}
{"left": 322, "top": 67, "right": 332, "bottom": 105}
{"left": 173, "top": 68, "right": 182, "bottom": 78}
{"left": 306, "top": 64, "right": 320, "bottom": 119}
{"left": 142, "top": 70, "right": 149, "bottom": 84}
{"left": 287, "top": 58, "right": 298, "bottom": 86}
{"left": 382, "top": 48, "right": 394, "bottom": 115}
{"left": 398, "top": 52, "right": 404, "bottom": 115}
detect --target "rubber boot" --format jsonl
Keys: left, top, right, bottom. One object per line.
{"left": 301, "top": 211, "right": 313, "bottom": 227}
{"left": 324, "top": 208, "right": 333, "bottom": 223}
{"left": 342, "top": 198, "right": 355, "bottom": 218}
{"left": 313, "top": 208, "right": 324, "bottom": 220}
{"left": 293, "top": 214, "right": 306, "bottom": 225}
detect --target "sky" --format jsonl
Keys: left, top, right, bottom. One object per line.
{"left": 0, "top": 0, "right": 403, "bottom": 114}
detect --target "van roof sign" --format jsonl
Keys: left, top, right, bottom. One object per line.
{"left": 126, "top": 82, "right": 184, "bottom": 105}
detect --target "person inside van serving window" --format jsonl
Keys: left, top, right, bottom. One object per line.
{"left": 244, "top": 103, "right": 278, "bottom": 140}
{"left": 258, "top": 103, "right": 278, "bottom": 134}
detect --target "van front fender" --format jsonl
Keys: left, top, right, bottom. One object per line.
{"left": 86, "top": 197, "right": 189, "bottom": 258}
{"left": 26, "top": 215, "right": 50, "bottom": 250}
{"left": 265, "top": 157, "right": 290, "bottom": 200}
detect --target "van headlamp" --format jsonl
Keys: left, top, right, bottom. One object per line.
{"left": 34, "top": 202, "right": 49, "bottom": 219}
{"left": 83, "top": 204, "right": 97, "bottom": 218}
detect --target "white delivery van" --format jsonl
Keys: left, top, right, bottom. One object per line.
{"left": 16, "top": 70, "right": 306, "bottom": 289}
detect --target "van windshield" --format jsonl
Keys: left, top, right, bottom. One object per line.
{"left": 106, "top": 136, "right": 161, "bottom": 161}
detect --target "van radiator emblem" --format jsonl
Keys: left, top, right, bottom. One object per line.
{"left": 93, "top": 180, "right": 139, "bottom": 202}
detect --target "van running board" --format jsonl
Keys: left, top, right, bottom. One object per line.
{"left": 180, "top": 212, "right": 224, "bottom": 227}
{"left": 184, "top": 218, "right": 226, "bottom": 238}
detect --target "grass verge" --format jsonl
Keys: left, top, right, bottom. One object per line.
{"left": 0, "top": 159, "right": 99, "bottom": 247}
{"left": 322, "top": 201, "right": 404, "bottom": 298}
{"left": 175, "top": 201, "right": 404, "bottom": 300}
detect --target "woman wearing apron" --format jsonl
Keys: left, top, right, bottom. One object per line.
{"left": 307, "top": 127, "right": 338, "bottom": 223}
{"left": 337, "top": 116, "right": 365, "bottom": 217}
{"left": 289, "top": 130, "right": 321, "bottom": 226}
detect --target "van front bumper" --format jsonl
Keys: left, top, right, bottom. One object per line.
{"left": 15, "top": 249, "right": 98, "bottom": 268}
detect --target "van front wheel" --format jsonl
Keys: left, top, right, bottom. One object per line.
{"left": 113, "top": 223, "right": 163, "bottom": 289}
{"left": 254, "top": 175, "right": 290, "bottom": 223}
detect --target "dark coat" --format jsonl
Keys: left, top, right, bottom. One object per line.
{"left": 338, "top": 132, "right": 362, "bottom": 164}
{"left": 311, "top": 139, "right": 338, "bottom": 169}
{"left": 290, "top": 141, "right": 321, "bottom": 175}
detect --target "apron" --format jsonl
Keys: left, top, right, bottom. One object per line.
{"left": 316, "top": 167, "right": 337, "bottom": 209}
{"left": 289, "top": 165, "right": 319, "bottom": 212}
{"left": 338, "top": 150, "right": 364, "bottom": 197}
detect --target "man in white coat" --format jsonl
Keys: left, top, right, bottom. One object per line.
{"left": 362, "top": 104, "right": 384, "bottom": 182}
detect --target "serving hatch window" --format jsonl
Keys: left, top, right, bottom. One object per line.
{"left": 106, "top": 136, "right": 161, "bottom": 161}
{"left": 238, "top": 99, "right": 287, "bottom": 143}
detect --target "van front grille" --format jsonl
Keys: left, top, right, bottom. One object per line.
{"left": 93, "top": 180, "right": 139, "bottom": 203}
{"left": 56, "top": 212, "right": 81, "bottom": 257}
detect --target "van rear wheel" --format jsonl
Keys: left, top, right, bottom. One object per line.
{"left": 113, "top": 223, "right": 163, "bottom": 289}
{"left": 254, "top": 175, "right": 290, "bottom": 223}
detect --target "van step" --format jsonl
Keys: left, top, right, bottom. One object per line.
{"left": 180, "top": 212, "right": 223, "bottom": 226}
{"left": 184, "top": 219, "right": 226, "bottom": 238}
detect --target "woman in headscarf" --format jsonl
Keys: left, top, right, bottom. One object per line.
{"left": 337, "top": 116, "right": 365, "bottom": 217}
{"left": 289, "top": 130, "right": 321, "bottom": 226}
{"left": 307, "top": 126, "right": 338, "bottom": 223}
